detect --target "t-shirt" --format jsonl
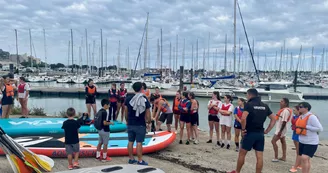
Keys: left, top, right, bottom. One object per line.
{"left": 207, "top": 100, "right": 222, "bottom": 115}
{"left": 244, "top": 97, "right": 272, "bottom": 133}
{"left": 18, "top": 83, "right": 30, "bottom": 99}
{"left": 61, "top": 119, "right": 81, "bottom": 144}
{"left": 99, "top": 108, "right": 111, "bottom": 132}
{"left": 220, "top": 103, "right": 234, "bottom": 116}
{"left": 274, "top": 109, "right": 291, "bottom": 136}
{"left": 125, "top": 94, "right": 151, "bottom": 126}
{"left": 234, "top": 107, "right": 244, "bottom": 118}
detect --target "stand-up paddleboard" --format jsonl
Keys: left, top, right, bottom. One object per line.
{"left": 55, "top": 165, "right": 165, "bottom": 173}
{"left": 0, "top": 131, "right": 176, "bottom": 158}
{"left": 0, "top": 118, "right": 127, "bottom": 137}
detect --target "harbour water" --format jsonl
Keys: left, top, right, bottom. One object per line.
{"left": 20, "top": 87, "right": 328, "bottom": 140}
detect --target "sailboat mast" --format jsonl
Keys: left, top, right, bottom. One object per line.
{"left": 183, "top": 38, "right": 185, "bottom": 68}
{"left": 207, "top": 33, "right": 210, "bottom": 70}
{"left": 117, "top": 40, "right": 121, "bottom": 73}
{"left": 43, "top": 28, "right": 47, "bottom": 69}
{"left": 105, "top": 39, "right": 108, "bottom": 70}
{"left": 68, "top": 41, "right": 70, "bottom": 67}
{"left": 196, "top": 39, "right": 198, "bottom": 70}
{"left": 29, "top": 29, "right": 33, "bottom": 68}
{"left": 15, "top": 29, "right": 19, "bottom": 73}
{"left": 176, "top": 35, "right": 178, "bottom": 71}
{"left": 160, "top": 28, "right": 163, "bottom": 80}
{"left": 71, "top": 29, "right": 74, "bottom": 73}
{"left": 233, "top": 0, "right": 237, "bottom": 74}
{"left": 100, "top": 29, "right": 103, "bottom": 76}
{"left": 169, "top": 42, "right": 172, "bottom": 74}
{"left": 144, "top": 12, "right": 149, "bottom": 70}
{"left": 224, "top": 34, "right": 227, "bottom": 75}
{"left": 85, "top": 29, "right": 88, "bottom": 72}
{"left": 238, "top": 37, "right": 240, "bottom": 74}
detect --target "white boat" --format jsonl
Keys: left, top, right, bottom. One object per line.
{"left": 189, "top": 88, "right": 234, "bottom": 98}
{"left": 232, "top": 82, "right": 304, "bottom": 103}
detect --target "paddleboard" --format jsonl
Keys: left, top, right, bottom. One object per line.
{"left": 55, "top": 164, "right": 165, "bottom": 173}
{"left": 0, "top": 131, "right": 176, "bottom": 158}
{"left": 0, "top": 118, "right": 127, "bottom": 137}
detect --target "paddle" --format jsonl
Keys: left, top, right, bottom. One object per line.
{"left": 0, "top": 128, "right": 43, "bottom": 173}
{"left": 0, "top": 142, "right": 19, "bottom": 173}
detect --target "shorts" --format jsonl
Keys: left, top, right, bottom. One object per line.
{"left": 86, "top": 97, "right": 96, "bottom": 104}
{"left": 65, "top": 143, "right": 80, "bottom": 155}
{"left": 191, "top": 112, "right": 199, "bottom": 126}
{"left": 180, "top": 113, "right": 191, "bottom": 123}
{"left": 292, "top": 131, "right": 299, "bottom": 142}
{"left": 1, "top": 97, "right": 13, "bottom": 105}
{"left": 234, "top": 120, "right": 242, "bottom": 129}
{"left": 241, "top": 132, "right": 265, "bottom": 152}
{"left": 128, "top": 125, "right": 146, "bottom": 143}
{"left": 299, "top": 143, "right": 318, "bottom": 158}
{"left": 173, "top": 110, "right": 180, "bottom": 115}
{"left": 208, "top": 114, "right": 219, "bottom": 122}
{"left": 98, "top": 129, "right": 110, "bottom": 145}
{"left": 159, "top": 113, "right": 173, "bottom": 124}
{"left": 220, "top": 115, "right": 232, "bottom": 127}
{"left": 119, "top": 98, "right": 125, "bottom": 104}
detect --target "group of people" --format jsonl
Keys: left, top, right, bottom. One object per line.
{"left": 0, "top": 74, "right": 30, "bottom": 119}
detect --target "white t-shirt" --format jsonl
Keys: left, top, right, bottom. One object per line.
{"left": 274, "top": 109, "right": 291, "bottom": 136}
{"left": 208, "top": 100, "right": 222, "bottom": 115}
{"left": 220, "top": 103, "right": 234, "bottom": 116}
{"left": 18, "top": 83, "right": 30, "bottom": 99}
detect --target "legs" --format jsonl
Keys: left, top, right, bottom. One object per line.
{"left": 235, "top": 148, "right": 248, "bottom": 173}
{"left": 128, "top": 141, "right": 134, "bottom": 160}
{"left": 192, "top": 125, "right": 199, "bottom": 141}
{"left": 136, "top": 142, "right": 143, "bottom": 162}
{"left": 73, "top": 152, "right": 79, "bottom": 163}
{"left": 91, "top": 104, "right": 97, "bottom": 117}
{"left": 292, "top": 141, "right": 302, "bottom": 170}
{"left": 301, "top": 155, "right": 311, "bottom": 173}
{"left": 226, "top": 126, "right": 232, "bottom": 146}
{"left": 235, "top": 128, "right": 241, "bottom": 150}
{"left": 186, "top": 122, "right": 191, "bottom": 141}
{"left": 214, "top": 122, "right": 220, "bottom": 143}
{"left": 1, "top": 105, "right": 11, "bottom": 119}
{"left": 280, "top": 137, "right": 287, "bottom": 161}
{"left": 179, "top": 121, "right": 185, "bottom": 141}
{"left": 19, "top": 98, "right": 24, "bottom": 115}
{"left": 255, "top": 150, "right": 264, "bottom": 173}
{"left": 23, "top": 99, "right": 28, "bottom": 117}
{"left": 86, "top": 104, "right": 91, "bottom": 117}
{"left": 208, "top": 121, "right": 214, "bottom": 141}
{"left": 221, "top": 125, "right": 226, "bottom": 146}
{"left": 174, "top": 114, "right": 180, "bottom": 132}
{"left": 67, "top": 154, "right": 73, "bottom": 165}
{"left": 271, "top": 135, "right": 280, "bottom": 160}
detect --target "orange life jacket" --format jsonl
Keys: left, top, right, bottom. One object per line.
{"left": 5, "top": 84, "right": 14, "bottom": 97}
{"left": 142, "top": 89, "right": 150, "bottom": 98}
{"left": 275, "top": 108, "right": 292, "bottom": 121}
{"left": 87, "top": 86, "right": 96, "bottom": 94}
{"left": 295, "top": 114, "right": 312, "bottom": 135}
{"left": 221, "top": 103, "right": 232, "bottom": 116}
{"left": 173, "top": 97, "right": 180, "bottom": 112}
{"left": 208, "top": 100, "right": 219, "bottom": 115}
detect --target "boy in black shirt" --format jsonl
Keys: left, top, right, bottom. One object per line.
{"left": 61, "top": 107, "right": 81, "bottom": 170}
{"left": 96, "top": 99, "right": 114, "bottom": 162}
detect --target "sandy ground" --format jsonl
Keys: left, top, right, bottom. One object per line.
{"left": 0, "top": 116, "right": 327, "bottom": 173}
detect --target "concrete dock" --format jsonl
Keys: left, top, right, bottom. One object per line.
{"left": 27, "top": 87, "right": 328, "bottom": 100}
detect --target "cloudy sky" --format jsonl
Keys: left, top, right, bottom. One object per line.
{"left": 0, "top": 0, "right": 327, "bottom": 72}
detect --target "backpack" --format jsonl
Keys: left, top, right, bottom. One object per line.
{"left": 94, "top": 109, "right": 105, "bottom": 130}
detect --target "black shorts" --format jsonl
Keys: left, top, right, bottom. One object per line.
{"left": 234, "top": 120, "right": 242, "bottom": 129}
{"left": 173, "top": 110, "right": 180, "bottom": 115}
{"left": 159, "top": 113, "right": 173, "bottom": 124}
{"left": 119, "top": 98, "right": 125, "bottom": 104}
{"left": 180, "top": 113, "right": 191, "bottom": 123}
{"left": 208, "top": 114, "right": 219, "bottom": 122}
{"left": 191, "top": 112, "right": 199, "bottom": 126}
{"left": 299, "top": 143, "right": 318, "bottom": 158}
{"left": 241, "top": 132, "right": 265, "bottom": 152}
{"left": 85, "top": 97, "right": 96, "bottom": 104}
{"left": 1, "top": 97, "right": 13, "bottom": 105}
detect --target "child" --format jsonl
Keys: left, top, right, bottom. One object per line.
{"left": 96, "top": 99, "right": 114, "bottom": 162}
{"left": 61, "top": 108, "right": 81, "bottom": 170}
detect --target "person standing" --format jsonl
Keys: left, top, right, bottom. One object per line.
{"left": 172, "top": 90, "right": 181, "bottom": 133}
{"left": 233, "top": 98, "right": 246, "bottom": 152}
{"left": 17, "top": 77, "right": 30, "bottom": 118}
{"left": 206, "top": 91, "right": 222, "bottom": 146}
{"left": 229, "top": 89, "right": 276, "bottom": 173}
{"left": 141, "top": 83, "right": 151, "bottom": 101}
{"left": 0, "top": 75, "right": 16, "bottom": 119}
{"left": 108, "top": 83, "right": 118, "bottom": 121}
{"left": 295, "top": 102, "right": 323, "bottom": 173}
{"left": 271, "top": 98, "right": 292, "bottom": 162}
{"left": 117, "top": 82, "right": 127, "bottom": 122}
{"left": 85, "top": 79, "right": 97, "bottom": 118}
{"left": 289, "top": 106, "right": 302, "bottom": 173}
{"left": 219, "top": 95, "right": 234, "bottom": 149}
{"left": 178, "top": 91, "right": 191, "bottom": 145}
{"left": 125, "top": 82, "right": 151, "bottom": 165}
{"left": 153, "top": 96, "right": 173, "bottom": 132}
{"left": 189, "top": 92, "right": 199, "bottom": 144}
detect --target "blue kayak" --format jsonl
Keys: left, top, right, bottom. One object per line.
{"left": 0, "top": 118, "right": 127, "bottom": 137}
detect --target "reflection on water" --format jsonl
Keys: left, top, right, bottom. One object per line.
{"left": 17, "top": 96, "right": 328, "bottom": 140}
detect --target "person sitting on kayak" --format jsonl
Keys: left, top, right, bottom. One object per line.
{"left": 61, "top": 107, "right": 81, "bottom": 170}
{"left": 152, "top": 95, "right": 173, "bottom": 132}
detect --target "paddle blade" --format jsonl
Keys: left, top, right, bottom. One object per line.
{"left": 10, "top": 155, "right": 33, "bottom": 173}
{"left": 33, "top": 154, "right": 52, "bottom": 172}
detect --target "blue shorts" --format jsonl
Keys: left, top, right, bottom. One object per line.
{"left": 292, "top": 131, "right": 299, "bottom": 142}
{"left": 234, "top": 120, "right": 242, "bottom": 129}
{"left": 241, "top": 132, "right": 265, "bottom": 152}
{"left": 299, "top": 143, "right": 318, "bottom": 158}
{"left": 127, "top": 125, "right": 146, "bottom": 143}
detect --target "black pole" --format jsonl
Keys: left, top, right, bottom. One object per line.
{"left": 179, "top": 66, "right": 184, "bottom": 91}
{"left": 15, "top": 29, "right": 19, "bottom": 74}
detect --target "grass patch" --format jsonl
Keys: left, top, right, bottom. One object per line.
{"left": 11, "top": 106, "right": 47, "bottom": 116}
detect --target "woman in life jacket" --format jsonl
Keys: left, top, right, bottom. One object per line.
{"left": 295, "top": 102, "right": 323, "bottom": 173}
{"left": 108, "top": 83, "right": 119, "bottom": 121}
{"left": 188, "top": 92, "right": 199, "bottom": 144}
{"left": 85, "top": 79, "right": 97, "bottom": 118}
{"left": 178, "top": 91, "right": 192, "bottom": 145}
{"left": 151, "top": 87, "right": 162, "bottom": 124}
{"left": 289, "top": 106, "right": 302, "bottom": 173}
{"left": 141, "top": 83, "right": 151, "bottom": 101}
{"left": 172, "top": 90, "right": 181, "bottom": 133}
{"left": 153, "top": 96, "right": 173, "bottom": 132}
{"left": 117, "top": 82, "right": 127, "bottom": 122}
{"left": 233, "top": 98, "right": 245, "bottom": 152}
{"left": 219, "top": 95, "right": 234, "bottom": 149}
{"left": 207, "top": 91, "right": 222, "bottom": 145}
{"left": 17, "top": 77, "right": 30, "bottom": 118}
{"left": 0, "top": 75, "right": 16, "bottom": 119}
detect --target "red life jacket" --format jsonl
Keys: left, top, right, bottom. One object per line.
{"left": 109, "top": 89, "right": 118, "bottom": 102}
{"left": 179, "top": 100, "right": 189, "bottom": 114}
{"left": 118, "top": 88, "right": 127, "bottom": 100}
{"left": 18, "top": 84, "right": 26, "bottom": 93}
{"left": 87, "top": 85, "right": 96, "bottom": 94}
{"left": 208, "top": 100, "right": 219, "bottom": 115}
{"left": 221, "top": 103, "right": 232, "bottom": 116}
{"left": 291, "top": 115, "right": 299, "bottom": 131}
{"left": 236, "top": 107, "right": 243, "bottom": 118}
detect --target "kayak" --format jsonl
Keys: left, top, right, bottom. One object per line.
{"left": 55, "top": 165, "right": 165, "bottom": 173}
{"left": 0, "top": 118, "right": 126, "bottom": 137}
{"left": 0, "top": 131, "right": 176, "bottom": 158}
